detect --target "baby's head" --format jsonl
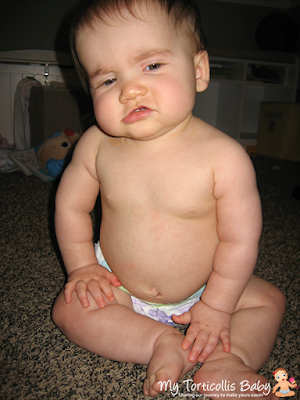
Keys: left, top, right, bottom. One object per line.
{"left": 70, "top": 0, "right": 207, "bottom": 92}
{"left": 273, "top": 368, "right": 288, "bottom": 382}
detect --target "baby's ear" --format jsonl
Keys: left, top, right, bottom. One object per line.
{"left": 194, "top": 51, "right": 210, "bottom": 93}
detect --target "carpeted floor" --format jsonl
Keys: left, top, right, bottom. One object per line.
{"left": 1, "top": 155, "right": 299, "bottom": 399}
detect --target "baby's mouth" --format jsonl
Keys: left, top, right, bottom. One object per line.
{"left": 122, "top": 106, "right": 152, "bottom": 123}
{"left": 131, "top": 107, "right": 148, "bottom": 113}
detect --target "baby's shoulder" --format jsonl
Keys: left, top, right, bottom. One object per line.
{"left": 73, "top": 125, "right": 106, "bottom": 158}
{"left": 78, "top": 124, "right": 105, "bottom": 146}
{"left": 192, "top": 118, "right": 254, "bottom": 176}
{"left": 193, "top": 118, "right": 246, "bottom": 157}
{"left": 70, "top": 125, "right": 107, "bottom": 175}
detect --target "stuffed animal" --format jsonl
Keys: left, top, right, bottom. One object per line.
{"left": 36, "top": 129, "right": 80, "bottom": 178}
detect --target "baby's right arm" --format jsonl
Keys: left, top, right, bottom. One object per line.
{"left": 55, "top": 127, "right": 121, "bottom": 308}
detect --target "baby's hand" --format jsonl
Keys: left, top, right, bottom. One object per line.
{"left": 172, "top": 300, "right": 231, "bottom": 363}
{"left": 64, "top": 264, "right": 122, "bottom": 309}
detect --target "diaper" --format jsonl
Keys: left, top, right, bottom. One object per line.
{"left": 95, "top": 242, "right": 205, "bottom": 326}
{"left": 280, "top": 390, "right": 290, "bottom": 395}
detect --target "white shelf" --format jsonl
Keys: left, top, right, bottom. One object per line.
{"left": 193, "top": 53, "right": 299, "bottom": 148}
{"left": 210, "top": 0, "right": 300, "bottom": 9}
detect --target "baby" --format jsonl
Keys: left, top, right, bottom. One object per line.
{"left": 52, "top": 0, "right": 286, "bottom": 397}
{"left": 272, "top": 369, "right": 297, "bottom": 397}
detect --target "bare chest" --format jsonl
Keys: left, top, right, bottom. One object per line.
{"left": 97, "top": 144, "right": 215, "bottom": 218}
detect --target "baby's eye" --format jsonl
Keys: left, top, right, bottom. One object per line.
{"left": 145, "top": 63, "right": 162, "bottom": 71}
{"left": 102, "top": 78, "right": 116, "bottom": 86}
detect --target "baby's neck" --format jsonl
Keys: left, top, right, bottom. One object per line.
{"left": 121, "top": 115, "right": 195, "bottom": 153}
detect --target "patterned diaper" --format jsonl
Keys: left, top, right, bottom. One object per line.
{"left": 95, "top": 242, "right": 205, "bottom": 326}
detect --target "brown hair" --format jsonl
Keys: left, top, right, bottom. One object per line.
{"left": 69, "top": 0, "right": 207, "bottom": 92}
{"left": 273, "top": 368, "right": 287, "bottom": 376}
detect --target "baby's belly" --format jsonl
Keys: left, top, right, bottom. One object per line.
{"left": 99, "top": 214, "right": 219, "bottom": 304}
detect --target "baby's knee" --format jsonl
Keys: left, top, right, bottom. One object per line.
{"left": 260, "top": 280, "right": 286, "bottom": 315}
{"left": 52, "top": 291, "right": 70, "bottom": 334}
{"left": 51, "top": 290, "right": 84, "bottom": 339}
{"left": 246, "top": 276, "right": 286, "bottom": 316}
{"left": 52, "top": 290, "right": 108, "bottom": 342}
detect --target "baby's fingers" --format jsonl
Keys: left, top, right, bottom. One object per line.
{"left": 220, "top": 328, "right": 231, "bottom": 353}
{"left": 172, "top": 311, "right": 191, "bottom": 326}
{"left": 181, "top": 321, "right": 200, "bottom": 351}
{"left": 75, "top": 280, "right": 90, "bottom": 308}
{"left": 88, "top": 278, "right": 117, "bottom": 308}
{"left": 98, "top": 277, "right": 116, "bottom": 303}
{"left": 188, "top": 329, "right": 208, "bottom": 362}
{"left": 87, "top": 279, "right": 107, "bottom": 308}
{"left": 64, "top": 281, "right": 76, "bottom": 303}
{"left": 197, "top": 333, "right": 219, "bottom": 363}
{"left": 106, "top": 271, "right": 122, "bottom": 287}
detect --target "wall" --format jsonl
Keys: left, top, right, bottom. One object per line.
{"left": 290, "top": 6, "right": 300, "bottom": 55}
{"left": 198, "top": 0, "right": 300, "bottom": 53}
{"left": 1, "top": 0, "right": 299, "bottom": 54}
{"left": 0, "top": 0, "right": 76, "bottom": 52}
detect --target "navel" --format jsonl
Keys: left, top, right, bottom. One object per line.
{"left": 148, "top": 287, "right": 161, "bottom": 298}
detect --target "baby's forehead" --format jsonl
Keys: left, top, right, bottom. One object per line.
{"left": 87, "top": 3, "right": 172, "bottom": 30}
{"left": 276, "top": 370, "right": 286, "bottom": 375}
{"left": 76, "top": 5, "right": 182, "bottom": 50}
{"left": 88, "top": 0, "right": 193, "bottom": 45}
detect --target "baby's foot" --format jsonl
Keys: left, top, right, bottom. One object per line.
{"left": 193, "top": 354, "right": 275, "bottom": 399}
{"left": 143, "top": 330, "right": 197, "bottom": 397}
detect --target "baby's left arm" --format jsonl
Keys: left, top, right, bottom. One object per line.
{"left": 174, "top": 141, "right": 262, "bottom": 362}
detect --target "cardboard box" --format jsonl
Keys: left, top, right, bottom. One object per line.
{"left": 29, "top": 85, "right": 93, "bottom": 147}
{"left": 257, "top": 102, "right": 300, "bottom": 162}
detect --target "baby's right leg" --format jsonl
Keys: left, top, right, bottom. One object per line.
{"left": 52, "top": 287, "right": 196, "bottom": 397}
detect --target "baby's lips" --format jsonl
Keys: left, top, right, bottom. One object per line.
{"left": 122, "top": 107, "right": 153, "bottom": 124}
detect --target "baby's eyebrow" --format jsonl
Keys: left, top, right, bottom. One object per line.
{"left": 131, "top": 48, "right": 173, "bottom": 64}
{"left": 89, "top": 48, "right": 172, "bottom": 81}
{"left": 89, "top": 67, "right": 106, "bottom": 82}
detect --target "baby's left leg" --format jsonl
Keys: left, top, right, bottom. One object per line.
{"left": 193, "top": 276, "right": 285, "bottom": 399}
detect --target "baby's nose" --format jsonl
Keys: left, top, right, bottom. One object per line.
{"left": 119, "top": 81, "right": 147, "bottom": 103}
